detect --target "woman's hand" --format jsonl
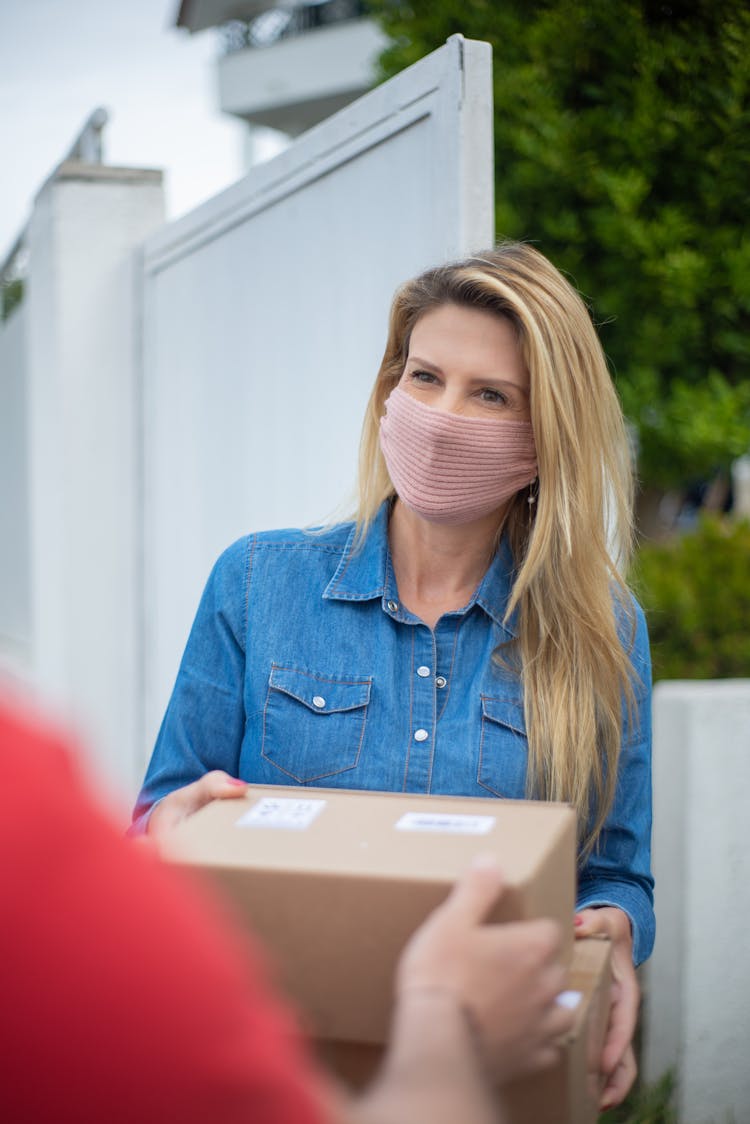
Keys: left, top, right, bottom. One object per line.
{"left": 574, "top": 906, "right": 638, "bottom": 1109}
{"left": 147, "top": 771, "right": 248, "bottom": 837}
{"left": 397, "top": 858, "right": 576, "bottom": 1085}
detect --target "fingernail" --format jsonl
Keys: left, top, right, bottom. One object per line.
{"left": 556, "top": 990, "right": 582, "bottom": 1010}
{"left": 574, "top": 915, "right": 584, "bottom": 927}
{"left": 227, "top": 777, "right": 248, "bottom": 787}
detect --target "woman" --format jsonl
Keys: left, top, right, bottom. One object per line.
{"left": 134, "top": 242, "right": 653, "bottom": 1110}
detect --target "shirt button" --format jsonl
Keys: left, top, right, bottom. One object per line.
{"left": 416, "top": 666, "right": 431, "bottom": 678}
{"left": 414, "top": 729, "right": 429, "bottom": 742}
{"left": 387, "top": 599, "right": 399, "bottom": 612}
{"left": 435, "top": 676, "right": 447, "bottom": 689}
{"left": 312, "top": 696, "right": 326, "bottom": 708}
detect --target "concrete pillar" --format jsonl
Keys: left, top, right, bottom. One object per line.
{"left": 732, "top": 454, "right": 750, "bottom": 520}
{"left": 26, "top": 161, "right": 164, "bottom": 801}
{"left": 0, "top": 303, "right": 31, "bottom": 679}
{"left": 642, "top": 680, "right": 750, "bottom": 1122}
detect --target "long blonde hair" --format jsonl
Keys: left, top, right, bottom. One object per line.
{"left": 356, "top": 242, "right": 638, "bottom": 857}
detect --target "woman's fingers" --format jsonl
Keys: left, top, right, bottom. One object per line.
{"left": 574, "top": 906, "right": 639, "bottom": 1107}
{"left": 600, "top": 1044, "right": 637, "bottom": 1110}
{"left": 147, "top": 771, "right": 248, "bottom": 836}
{"left": 600, "top": 967, "right": 638, "bottom": 1076}
{"left": 192, "top": 770, "right": 249, "bottom": 810}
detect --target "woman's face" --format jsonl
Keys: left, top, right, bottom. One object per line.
{"left": 399, "top": 303, "right": 530, "bottom": 421}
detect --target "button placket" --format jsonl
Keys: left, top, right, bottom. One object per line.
{"left": 433, "top": 616, "right": 460, "bottom": 721}
{"left": 402, "top": 628, "right": 437, "bottom": 792}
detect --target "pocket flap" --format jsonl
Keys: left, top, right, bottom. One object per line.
{"left": 269, "top": 665, "right": 372, "bottom": 714}
{"left": 480, "top": 695, "right": 527, "bottom": 736}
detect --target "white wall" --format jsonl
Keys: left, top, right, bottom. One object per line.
{"left": 0, "top": 302, "right": 31, "bottom": 678}
{"left": 141, "top": 35, "right": 494, "bottom": 771}
{"left": 643, "top": 681, "right": 750, "bottom": 1122}
{"left": 24, "top": 162, "right": 164, "bottom": 798}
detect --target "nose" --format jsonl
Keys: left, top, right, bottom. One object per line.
{"left": 434, "top": 386, "right": 466, "bottom": 416}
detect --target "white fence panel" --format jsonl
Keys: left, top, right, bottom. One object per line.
{"left": 140, "top": 35, "right": 494, "bottom": 764}
{"left": 644, "top": 680, "right": 750, "bottom": 1122}
{"left": 0, "top": 304, "right": 31, "bottom": 678}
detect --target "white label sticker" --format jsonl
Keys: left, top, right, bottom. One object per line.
{"left": 394, "top": 812, "right": 496, "bottom": 835}
{"left": 556, "top": 990, "right": 583, "bottom": 1010}
{"left": 236, "top": 797, "right": 326, "bottom": 831}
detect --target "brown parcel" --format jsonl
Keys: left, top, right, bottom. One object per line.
{"left": 162, "top": 784, "right": 576, "bottom": 1049}
{"left": 501, "top": 936, "right": 612, "bottom": 1124}
{"left": 320, "top": 936, "right": 611, "bottom": 1124}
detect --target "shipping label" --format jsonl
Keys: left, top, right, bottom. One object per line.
{"left": 236, "top": 797, "right": 326, "bottom": 831}
{"left": 394, "top": 812, "right": 496, "bottom": 835}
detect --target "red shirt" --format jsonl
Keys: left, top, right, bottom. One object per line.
{"left": 0, "top": 699, "right": 328, "bottom": 1124}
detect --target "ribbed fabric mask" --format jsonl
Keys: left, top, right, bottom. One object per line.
{"left": 379, "top": 384, "right": 538, "bottom": 525}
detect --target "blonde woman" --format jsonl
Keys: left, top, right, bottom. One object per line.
{"left": 134, "top": 243, "right": 653, "bottom": 1110}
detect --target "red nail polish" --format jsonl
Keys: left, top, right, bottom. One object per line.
{"left": 227, "top": 777, "right": 247, "bottom": 787}
{"left": 574, "top": 915, "right": 584, "bottom": 927}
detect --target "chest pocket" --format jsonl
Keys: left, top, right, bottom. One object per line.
{"left": 477, "top": 696, "right": 528, "bottom": 799}
{"left": 261, "top": 664, "right": 372, "bottom": 783}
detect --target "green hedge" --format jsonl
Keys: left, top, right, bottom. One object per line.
{"left": 632, "top": 517, "right": 750, "bottom": 680}
{"left": 599, "top": 1071, "right": 676, "bottom": 1123}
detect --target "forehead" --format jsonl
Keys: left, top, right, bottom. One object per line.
{"left": 408, "top": 303, "right": 527, "bottom": 384}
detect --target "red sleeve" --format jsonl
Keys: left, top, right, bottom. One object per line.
{"left": 0, "top": 700, "right": 330, "bottom": 1124}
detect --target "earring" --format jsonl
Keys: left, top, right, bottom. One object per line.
{"left": 528, "top": 479, "right": 538, "bottom": 507}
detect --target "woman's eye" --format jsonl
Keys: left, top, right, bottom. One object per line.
{"left": 479, "top": 388, "right": 508, "bottom": 405}
{"left": 411, "top": 370, "right": 438, "bottom": 384}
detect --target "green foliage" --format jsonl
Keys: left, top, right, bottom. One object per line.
{"left": 1, "top": 278, "right": 24, "bottom": 321}
{"left": 599, "top": 1070, "right": 676, "bottom": 1123}
{"left": 619, "top": 371, "right": 750, "bottom": 487}
{"left": 367, "top": 1, "right": 750, "bottom": 487}
{"left": 632, "top": 517, "right": 750, "bottom": 679}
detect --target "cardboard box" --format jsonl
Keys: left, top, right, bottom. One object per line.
{"left": 163, "top": 784, "right": 576, "bottom": 1046}
{"left": 317, "top": 937, "right": 611, "bottom": 1124}
{"left": 501, "top": 936, "right": 612, "bottom": 1124}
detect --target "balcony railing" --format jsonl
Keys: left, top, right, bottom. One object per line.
{"left": 221, "top": 0, "right": 367, "bottom": 52}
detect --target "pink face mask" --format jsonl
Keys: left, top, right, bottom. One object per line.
{"left": 379, "top": 384, "right": 538, "bottom": 525}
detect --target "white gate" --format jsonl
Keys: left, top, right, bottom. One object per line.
{"left": 140, "top": 34, "right": 494, "bottom": 771}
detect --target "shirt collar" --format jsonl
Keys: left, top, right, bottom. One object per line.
{"left": 323, "top": 501, "right": 518, "bottom": 639}
{"left": 323, "top": 502, "right": 391, "bottom": 603}
{"left": 473, "top": 535, "right": 518, "bottom": 638}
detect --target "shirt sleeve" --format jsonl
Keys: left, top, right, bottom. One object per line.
{"left": 0, "top": 699, "right": 328, "bottom": 1124}
{"left": 576, "top": 598, "right": 655, "bottom": 966}
{"left": 132, "top": 536, "right": 252, "bottom": 832}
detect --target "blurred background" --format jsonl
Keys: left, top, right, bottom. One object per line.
{"left": 3, "top": 1, "right": 749, "bottom": 689}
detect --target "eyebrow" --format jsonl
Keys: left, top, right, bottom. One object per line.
{"left": 407, "top": 355, "right": 444, "bottom": 374}
{"left": 407, "top": 355, "right": 530, "bottom": 396}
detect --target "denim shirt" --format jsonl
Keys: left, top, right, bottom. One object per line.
{"left": 135, "top": 502, "right": 654, "bottom": 964}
